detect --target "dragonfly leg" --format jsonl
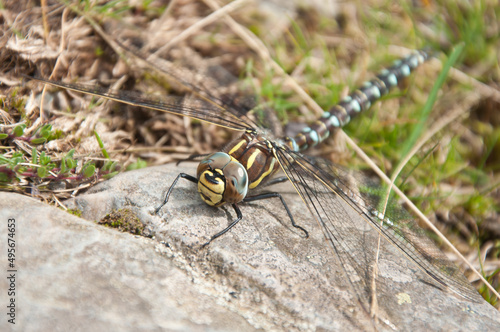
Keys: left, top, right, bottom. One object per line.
{"left": 244, "top": 192, "right": 309, "bottom": 238}
{"left": 202, "top": 203, "right": 243, "bottom": 247}
{"left": 176, "top": 153, "right": 211, "bottom": 166}
{"left": 155, "top": 173, "right": 198, "bottom": 214}
{"left": 262, "top": 176, "right": 288, "bottom": 188}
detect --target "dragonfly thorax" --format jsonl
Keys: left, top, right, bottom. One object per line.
{"left": 225, "top": 131, "right": 281, "bottom": 190}
{"left": 197, "top": 152, "right": 249, "bottom": 207}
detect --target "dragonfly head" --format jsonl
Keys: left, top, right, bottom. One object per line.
{"left": 196, "top": 152, "right": 249, "bottom": 207}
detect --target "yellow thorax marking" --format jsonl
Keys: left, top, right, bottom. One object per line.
{"left": 228, "top": 139, "right": 246, "bottom": 156}
{"left": 246, "top": 150, "right": 261, "bottom": 170}
{"left": 249, "top": 157, "right": 276, "bottom": 189}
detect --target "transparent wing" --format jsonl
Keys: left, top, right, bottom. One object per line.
{"left": 25, "top": 75, "right": 252, "bottom": 131}
{"left": 273, "top": 146, "right": 482, "bottom": 304}
{"left": 114, "top": 39, "right": 274, "bottom": 130}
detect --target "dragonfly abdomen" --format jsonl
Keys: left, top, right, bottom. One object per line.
{"left": 286, "top": 49, "right": 431, "bottom": 152}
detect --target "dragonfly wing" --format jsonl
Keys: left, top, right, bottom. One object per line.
{"left": 274, "top": 146, "right": 482, "bottom": 304}
{"left": 114, "top": 40, "right": 276, "bottom": 131}
{"left": 25, "top": 75, "right": 252, "bottom": 131}
{"left": 274, "top": 148, "right": 380, "bottom": 312}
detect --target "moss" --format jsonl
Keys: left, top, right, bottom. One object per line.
{"left": 98, "top": 208, "right": 144, "bottom": 235}
{"left": 66, "top": 208, "right": 83, "bottom": 218}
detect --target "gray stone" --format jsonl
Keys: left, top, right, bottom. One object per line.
{"left": 1, "top": 163, "right": 499, "bottom": 331}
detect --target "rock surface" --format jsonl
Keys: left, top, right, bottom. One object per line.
{"left": 1, "top": 163, "right": 499, "bottom": 331}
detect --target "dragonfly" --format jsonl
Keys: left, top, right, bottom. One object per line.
{"left": 27, "top": 47, "right": 482, "bottom": 312}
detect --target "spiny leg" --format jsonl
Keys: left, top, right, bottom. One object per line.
{"left": 202, "top": 203, "right": 243, "bottom": 247}
{"left": 262, "top": 176, "right": 288, "bottom": 187}
{"left": 155, "top": 173, "right": 198, "bottom": 214}
{"left": 176, "top": 153, "right": 211, "bottom": 166}
{"left": 244, "top": 192, "right": 309, "bottom": 238}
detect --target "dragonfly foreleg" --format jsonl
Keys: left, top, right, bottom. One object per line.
{"left": 155, "top": 173, "right": 198, "bottom": 214}
{"left": 262, "top": 176, "right": 289, "bottom": 188}
{"left": 244, "top": 192, "right": 309, "bottom": 238}
{"left": 175, "top": 153, "right": 211, "bottom": 166}
{"left": 202, "top": 203, "right": 243, "bottom": 247}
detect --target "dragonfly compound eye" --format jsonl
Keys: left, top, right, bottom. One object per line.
{"left": 196, "top": 152, "right": 248, "bottom": 207}
{"left": 222, "top": 161, "right": 248, "bottom": 204}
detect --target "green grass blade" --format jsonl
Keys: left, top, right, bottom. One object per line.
{"left": 94, "top": 131, "right": 110, "bottom": 159}
{"left": 400, "top": 43, "right": 465, "bottom": 158}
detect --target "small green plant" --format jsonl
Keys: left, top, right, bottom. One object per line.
{"left": 0, "top": 147, "right": 97, "bottom": 183}
{"left": 0, "top": 125, "right": 121, "bottom": 195}
{"left": 126, "top": 158, "right": 147, "bottom": 171}
{"left": 0, "top": 124, "right": 61, "bottom": 145}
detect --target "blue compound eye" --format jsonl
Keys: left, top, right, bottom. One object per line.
{"left": 198, "top": 152, "right": 231, "bottom": 169}
{"left": 222, "top": 161, "right": 248, "bottom": 204}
